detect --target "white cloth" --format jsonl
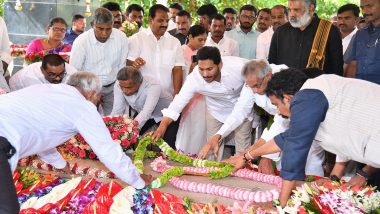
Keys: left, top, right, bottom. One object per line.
{"left": 111, "top": 78, "right": 173, "bottom": 127}
{"left": 9, "top": 62, "right": 77, "bottom": 91}
{"left": 0, "top": 84, "right": 145, "bottom": 189}
{"left": 256, "top": 27, "right": 274, "bottom": 60}
{"left": 342, "top": 28, "right": 357, "bottom": 54}
{"left": 301, "top": 75, "right": 380, "bottom": 168}
{"left": 205, "top": 36, "right": 240, "bottom": 57}
{"left": 70, "top": 28, "right": 128, "bottom": 86}
{"left": 128, "top": 28, "right": 185, "bottom": 95}
{"left": 167, "top": 19, "right": 177, "bottom": 32}
{"left": 162, "top": 56, "right": 248, "bottom": 123}
{"left": 0, "top": 17, "right": 11, "bottom": 71}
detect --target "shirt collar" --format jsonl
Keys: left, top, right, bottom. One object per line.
{"left": 146, "top": 27, "right": 170, "bottom": 40}
{"left": 236, "top": 26, "right": 256, "bottom": 34}
{"left": 89, "top": 28, "right": 116, "bottom": 45}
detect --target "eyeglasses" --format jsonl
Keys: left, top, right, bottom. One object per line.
{"left": 367, "top": 37, "right": 379, "bottom": 48}
{"left": 240, "top": 15, "right": 256, "bottom": 20}
{"left": 45, "top": 70, "right": 67, "bottom": 79}
{"left": 51, "top": 27, "right": 66, "bottom": 33}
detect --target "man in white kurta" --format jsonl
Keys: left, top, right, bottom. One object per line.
{"left": 9, "top": 56, "right": 77, "bottom": 91}
{"left": 0, "top": 72, "right": 148, "bottom": 213}
{"left": 70, "top": 8, "right": 128, "bottom": 115}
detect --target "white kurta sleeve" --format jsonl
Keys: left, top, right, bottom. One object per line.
{"left": 38, "top": 148, "right": 67, "bottom": 169}
{"left": 111, "top": 82, "right": 128, "bottom": 115}
{"left": 118, "top": 35, "right": 128, "bottom": 70}
{"left": 0, "top": 17, "right": 11, "bottom": 65}
{"left": 127, "top": 34, "right": 140, "bottom": 61}
{"left": 74, "top": 108, "right": 145, "bottom": 189}
{"left": 135, "top": 81, "right": 161, "bottom": 127}
{"left": 216, "top": 85, "right": 254, "bottom": 138}
{"left": 69, "top": 37, "right": 86, "bottom": 70}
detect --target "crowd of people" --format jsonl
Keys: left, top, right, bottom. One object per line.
{"left": 0, "top": 0, "right": 379, "bottom": 212}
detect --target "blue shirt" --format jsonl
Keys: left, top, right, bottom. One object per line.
{"left": 274, "top": 89, "right": 328, "bottom": 181}
{"left": 63, "top": 29, "right": 80, "bottom": 45}
{"left": 347, "top": 23, "right": 380, "bottom": 84}
{"left": 225, "top": 27, "right": 260, "bottom": 59}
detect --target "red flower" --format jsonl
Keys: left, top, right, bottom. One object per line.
{"left": 79, "top": 149, "right": 86, "bottom": 158}
{"left": 72, "top": 147, "right": 80, "bottom": 153}
{"left": 89, "top": 152, "right": 97, "bottom": 159}
{"left": 133, "top": 120, "right": 139, "bottom": 126}
{"left": 29, "top": 53, "right": 35, "bottom": 61}
{"left": 38, "top": 52, "right": 44, "bottom": 58}
{"left": 121, "top": 139, "right": 130, "bottom": 147}
{"left": 131, "top": 136, "right": 137, "bottom": 143}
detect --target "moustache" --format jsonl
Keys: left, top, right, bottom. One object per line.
{"left": 363, "top": 13, "right": 372, "bottom": 18}
{"left": 159, "top": 26, "right": 168, "bottom": 30}
{"left": 338, "top": 24, "right": 347, "bottom": 27}
{"left": 179, "top": 28, "right": 186, "bottom": 31}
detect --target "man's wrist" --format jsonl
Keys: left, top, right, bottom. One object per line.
{"left": 356, "top": 168, "right": 370, "bottom": 181}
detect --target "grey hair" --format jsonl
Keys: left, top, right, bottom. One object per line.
{"left": 241, "top": 60, "right": 272, "bottom": 79}
{"left": 117, "top": 66, "right": 143, "bottom": 84}
{"left": 66, "top": 71, "right": 102, "bottom": 94}
{"left": 93, "top": 7, "right": 114, "bottom": 25}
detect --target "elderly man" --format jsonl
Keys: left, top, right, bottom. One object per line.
{"left": 205, "top": 14, "right": 240, "bottom": 56}
{"left": 70, "top": 8, "right": 128, "bottom": 115}
{"left": 168, "top": 10, "right": 192, "bottom": 45}
{"left": 227, "top": 69, "right": 380, "bottom": 207}
{"left": 9, "top": 54, "right": 77, "bottom": 91}
{"left": 111, "top": 66, "right": 178, "bottom": 146}
{"left": 0, "top": 72, "right": 152, "bottom": 213}
{"left": 152, "top": 47, "right": 253, "bottom": 160}
{"left": 269, "top": 0, "right": 343, "bottom": 75}
{"left": 64, "top": 14, "right": 86, "bottom": 45}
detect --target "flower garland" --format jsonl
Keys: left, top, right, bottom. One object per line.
{"left": 150, "top": 166, "right": 184, "bottom": 188}
{"left": 60, "top": 115, "right": 139, "bottom": 160}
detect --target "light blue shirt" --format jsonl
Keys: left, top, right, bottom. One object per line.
{"left": 225, "top": 27, "right": 260, "bottom": 59}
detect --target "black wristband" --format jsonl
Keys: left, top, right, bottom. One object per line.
{"left": 356, "top": 168, "right": 370, "bottom": 180}
{"left": 329, "top": 175, "right": 340, "bottom": 182}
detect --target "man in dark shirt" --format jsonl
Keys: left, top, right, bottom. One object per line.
{"left": 64, "top": 14, "right": 86, "bottom": 45}
{"left": 268, "top": 0, "right": 343, "bottom": 75}
{"left": 168, "top": 10, "right": 192, "bottom": 45}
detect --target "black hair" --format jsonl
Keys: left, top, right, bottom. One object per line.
{"left": 222, "top": 7, "right": 237, "bottom": 15}
{"left": 196, "top": 46, "right": 221, "bottom": 65}
{"left": 187, "top": 24, "right": 206, "bottom": 38}
{"left": 177, "top": 10, "right": 191, "bottom": 20}
{"left": 126, "top": 4, "right": 144, "bottom": 15}
{"left": 265, "top": 68, "right": 308, "bottom": 99}
{"left": 72, "top": 14, "right": 85, "bottom": 23}
{"left": 197, "top": 4, "right": 218, "bottom": 21}
{"left": 47, "top": 17, "right": 67, "bottom": 29}
{"left": 302, "top": 67, "right": 324, "bottom": 79}
{"left": 101, "top": 2, "right": 122, "bottom": 12}
{"left": 117, "top": 66, "right": 143, "bottom": 83}
{"left": 41, "top": 54, "right": 65, "bottom": 70}
{"left": 272, "top": 5, "right": 288, "bottom": 17}
{"left": 149, "top": 4, "right": 169, "bottom": 19}
{"left": 239, "top": 4, "right": 258, "bottom": 16}
{"left": 258, "top": 8, "right": 271, "bottom": 16}
{"left": 213, "top": 13, "right": 226, "bottom": 26}
{"left": 169, "top": 3, "right": 184, "bottom": 11}
{"left": 337, "top": 3, "right": 360, "bottom": 17}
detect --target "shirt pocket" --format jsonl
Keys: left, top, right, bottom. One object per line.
{"left": 161, "top": 50, "right": 175, "bottom": 67}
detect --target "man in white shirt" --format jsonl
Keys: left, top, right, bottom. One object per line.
{"left": 9, "top": 54, "right": 77, "bottom": 91}
{"left": 111, "top": 66, "right": 177, "bottom": 148}
{"left": 205, "top": 14, "right": 240, "bottom": 57}
{"left": 127, "top": 4, "right": 185, "bottom": 97}
{"left": 256, "top": 8, "right": 272, "bottom": 33}
{"left": 167, "top": 3, "right": 184, "bottom": 32}
{"left": 0, "top": 72, "right": 151, "bottom": 214}
{"left": 152, "top": 47, "right": 253, "bottom": 160}
{"left": 256, "top": 5, "right": 288, "bottom": 60}
{"left": 125, "top": 4, "right": 145, "bottom": 31}
{"left": 337, "top": 3, "right": 360, "bottom": 54}
{"left": 0, "top": 16, "right": 11, "bottom": 93}
{"left": 70, "top": 8, "right": 128, "bottom": 115}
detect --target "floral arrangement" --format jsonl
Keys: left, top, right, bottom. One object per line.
{"left": 277, "top": 181, "right": 380, "bottom": 214}
{"left": 24, "top": 44, "right": 71, "bottom": 65}
{"left": 10, "top": 44, "right": 27, "bottom": 57}
{"left": 119, "top": 20, "right": 139, "bottom": 37}
{"left": 24, "top": 51, "right": 44, "bottom": 65}
{"left": 60, "top": 115, "right": 139, "bottom": 160}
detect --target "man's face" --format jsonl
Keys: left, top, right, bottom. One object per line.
{"left": 198, "top": 59, "right": 221, "bottom": 83}
{"left": 211, "top": 19, "right": 226, "bottom": 38}
{"left": 288, "top": 0, "right": 313, "bottom": 28}
{"left": 269, "top": 95, "right": 292, "bottom": 118}
{"left": 119, "top": 79, "right": 141, "bottom": 96}
{"left": 257, "top": 11, "right": 272, "bottom": 32}
{"left": 239, "top": 10, "right": 256, "bottom": 30}
{"left": 271, "top": 7, "right": 288, "bottom": 31}
{"left": 41, "top": 64, "right": 66, "bottom": 84}
{"left": 127, "top": 10, "right": 144, "bottom": 28}
{"left": 198, "top": 15, "right": 211, "bottom": 31}
{"left": 224, "top": 12, "right": 237, "bottom": 31}
{"left": 245, "top": 73, "right": 263, "bottom": 94}
{"left": 111, "top": 10, "right": 123, "bottom": 29}
{"left": 72, "top": 18, "right": 86, "bottom": 33}
{"left": 93, "top": 22, "right": 113, "bottom": 43}
{"left": 337, "top": 10, "right": 359, "bottom": 34}
{"left": 360, "top": 0, "right": 380, "bottom": 25}
{"left": 176, "top": 15, "right": 191, "bottom": 35}
{"left": 169, "top": 8, "right": 180, "bottom": 22}
{"left": 149, "top": 10, "right": 169, "bottom": 37}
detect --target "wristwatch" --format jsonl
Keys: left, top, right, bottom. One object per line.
{"left": 329, "top": 175, "right": 340, "bottom": 182}
{"left": 356, "top": 168, "right": 370, "bottom": 180}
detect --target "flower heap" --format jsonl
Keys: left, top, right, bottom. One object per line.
{"left": 10, "top": 44, "right": 27, "bottom": 57}
{"left": 24, "top": 51, "right": 44, "bottom": 65}
{"left": 277, "top": 181, "right": 380, "bottom": 214}
{"left": 119, "top": 20, "right": 139, "bottom": 37}
{"left": 60, "top": 115, "right": 139, "bottom": 159}
{"left": 24, "top": 45, "right": 71, "bottom": 65}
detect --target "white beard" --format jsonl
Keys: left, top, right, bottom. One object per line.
{"left": 289, "top": 9, "right": 312, "bottom": 28}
